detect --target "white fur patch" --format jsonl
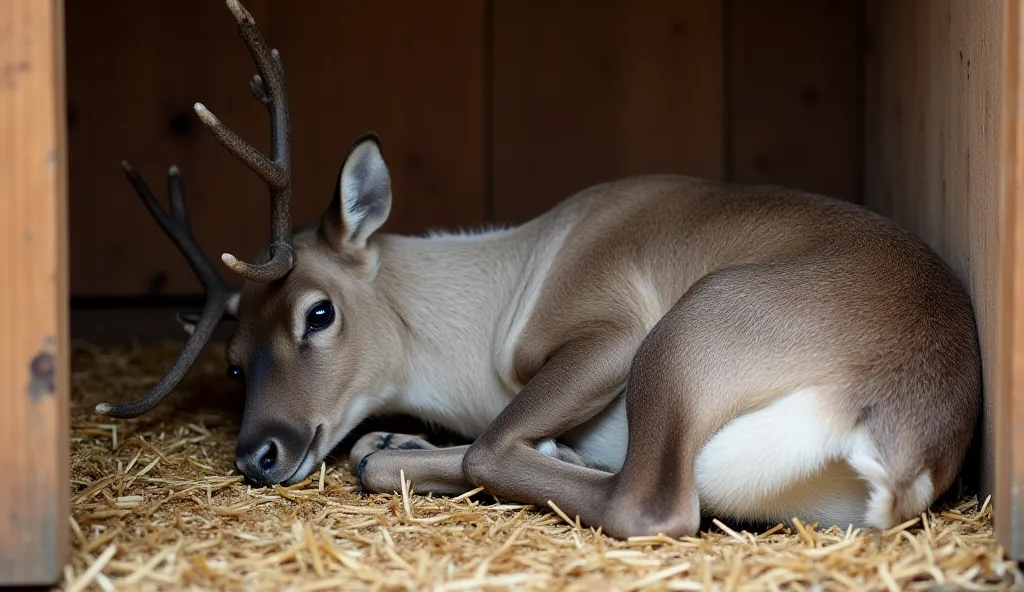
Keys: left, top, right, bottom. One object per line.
{"left": 694, "top": 389, "right": 867, "bottom": 527}
{"left": 691, "top": 388, "right": 935, "bottom": 530}
{"left": 562, "top": 393, "right": 629, "bottom": 472}
{"left": 536, "top": 439, "right": 559, "bottom": 457}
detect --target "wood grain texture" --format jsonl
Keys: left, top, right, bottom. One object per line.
{"left": 269, "top": 0, "right": 486, "bottom": 242}
{"left": 66, "top": 0, "right": 485, "bottom": 296}
{"left": 66, "top": 0, "right": 274, "bottom": 296}
{"left": 0, "top": 0, "right": 70, "bottom": 584}
{"left": 996, "top": 0, "right": 1024, "bottom": 560}
{"left": 492, "top": 0, "right": 726, "bottom": 224}
{"left": 862, "top": 0, "right": 1002, "bottom": 501}
{"left": 729, "top": 0, "right": 861, "bottom": 202}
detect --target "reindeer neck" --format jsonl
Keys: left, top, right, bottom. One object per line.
{"left": 371, "top": 225, "right": 540, "bottom": 436}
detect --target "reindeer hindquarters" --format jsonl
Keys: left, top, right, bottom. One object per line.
{"left": 604, "top": 257, "right": 971, "bottom": 537}
{"left": 594, "top": 264, "right": 869, "bottom": 536}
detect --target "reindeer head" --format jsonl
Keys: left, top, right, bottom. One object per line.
{"left": 95, "top": 0, "right": 399, "bottom": 487}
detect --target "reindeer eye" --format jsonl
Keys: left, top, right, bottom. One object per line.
{"left": 227, "top": 365, "right": 244, "bottom": 383}
{"left": 306, "top": 300, "right": 335, "bottom": 332}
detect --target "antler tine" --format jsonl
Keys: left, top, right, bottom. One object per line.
{"left": 193, "top": 0, "right": 294, "bottom": 284}
{"left": 192, "top": 105, "right": 285, "bottom": 190}
{"left": 120, "top": 162, "right": 230, "bottom": 294}
{"left": 94, "top": 163, "right": 235, "bottom": 419}
{"left": 95, "top": 296, "right": 229, "bottom": 418}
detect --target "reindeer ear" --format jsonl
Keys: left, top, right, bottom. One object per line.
{"left": 319, "top": 133, "right": 392, "bottom": 251}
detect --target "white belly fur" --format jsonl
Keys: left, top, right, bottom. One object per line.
{"left": 558, "top": 388, "right": 925, "bottom": 530}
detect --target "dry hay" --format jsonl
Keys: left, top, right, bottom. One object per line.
{"left": 62, "top": 341, "right": 1022, "bottom": 592}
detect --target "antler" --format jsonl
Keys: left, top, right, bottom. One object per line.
{"left": 95, "top": 0, "right": 295, "bottom": 417}
{"left": 94, "top": 163, "right": 236, "bottom": 418}
{"left": 195, "top": 0, "right": 294, "bottom": 283}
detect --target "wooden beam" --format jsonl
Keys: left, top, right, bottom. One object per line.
{"left": 0, "top": 0, "right": 70, "bottom": 585}
{"left": 996, "top": 0, "right": 1024, "bottom": 561}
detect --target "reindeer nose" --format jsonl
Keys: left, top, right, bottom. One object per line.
{"left": 235, "top": 440, "right": 279, "bottom": 486}
{"left": 259, "top": 441, "right": 277, "bottom": 471}
{"left": 235, "top": 421, "right": 310, "bottom": 486}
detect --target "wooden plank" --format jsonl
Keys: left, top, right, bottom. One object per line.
{"left": 862, "top": 0, "right": 1002, "bottom": 501}
{"left": 65, "top": 0, "right": 485, "bottom": 297}
{"left": 269, "top": 0, "right": 486, "bottom": 241}
{"left": 492, "top": 0, "right": 726, "bottom": 224}
{"left": 996, "top": 0, "right": 1024, "bottom": 560}
{"left": 729, "top": 0, "right": 861, "bottom": 203}
{"left": 0, "top": 0, "right": 70, "bottom": 585}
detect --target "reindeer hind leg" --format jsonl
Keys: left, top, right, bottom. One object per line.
{"left": 598, "top": 264, "right": 866, "bottom": 538}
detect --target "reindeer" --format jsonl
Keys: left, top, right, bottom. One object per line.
{"left": 96, "top": 0, "right": 982, "bottom": 539}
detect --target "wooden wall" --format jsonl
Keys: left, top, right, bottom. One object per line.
{"left": 65, "top": 0, "right": 861, "bottom": 297}
{"left": 862, "top": 0, "right": 1003, "bottom": 500}
{"left": 66, "top": 0, "right": 486, "bottom": 296}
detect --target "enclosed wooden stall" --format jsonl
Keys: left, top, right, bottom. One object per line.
{"left": 2, "top": 0, "right": 1023, "bottom": 586}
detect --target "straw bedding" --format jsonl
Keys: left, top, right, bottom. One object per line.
{"left": 63, "top": 341, "right": 1022, "bottom": 592}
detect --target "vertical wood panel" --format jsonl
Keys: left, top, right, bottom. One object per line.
{"left": 729, "top": 0, "right": 861, "bottom": 202}
{"left": 66, "top": 0, "right": 485, "bottom": 296}
{"left": 66, "top": 0, "right": 274, "bottom": 296}
{"left": 863, "top": 0, "right": 1002, "bottom": 502}
{"left": 270, "top": 0, "right": 486, "bottom": 243}
{"left": 996, "top": 0, "right": 1024, "bottom": 560}
{"left": 492, "top": 0, "right": 726, "bottom": 224}
{"left": 0, "top": 0, "right": 70, "bottom": 584}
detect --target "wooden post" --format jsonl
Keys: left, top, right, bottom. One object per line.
{"left": 0, "top": 0, "right": 70, "bottom": 585}
{"left": 996, "top": 0, "right": 1024, "bottom": 562}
